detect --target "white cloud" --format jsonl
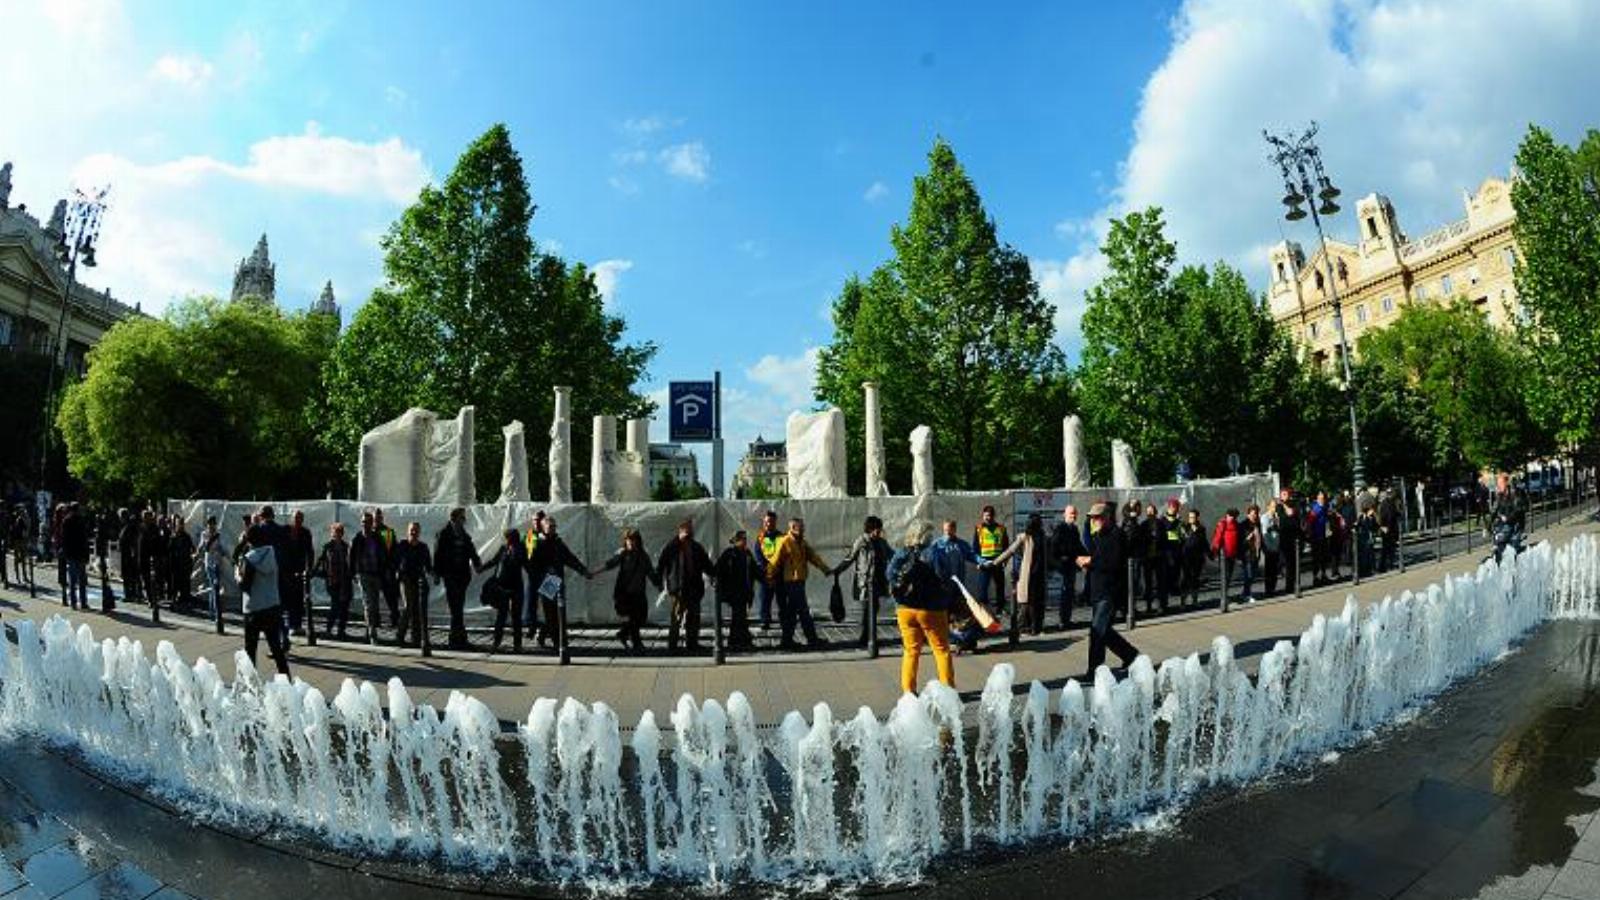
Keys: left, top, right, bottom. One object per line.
{"left": 658, "top": 142, "right": 711, "bottom": 183}
{"left": 621, "top": 114, "right": 681, "bottom": 136}
{"left": 149, "top": 53, "right": 213, "bottom": 88}
{"left": 384, "top": 85, "right": 409, "bottom": 108}
{"left": 745, "top": 347, "right": 820, "bottom": 411}
{"left": 591, "top": 259, "right": 634, "bottom": 308}
{"left": 863, "top": 180, "right": 889, "bottom": 203}
{"left": 612, "top": 149, "right": 649, "bottom": 166}
{"left": 1045, "top": 0, "right": 1600, "bottom": 348}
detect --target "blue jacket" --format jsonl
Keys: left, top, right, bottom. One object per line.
{"left": 927, "top": 536, "right": 979, "bottom": 588}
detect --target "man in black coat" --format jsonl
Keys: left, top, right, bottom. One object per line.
{"left": 117, "top": 509, "right": 141, "bottom": 605}
{"left": 1276, "top": 489, "right": 1302, "bottom": 594}
{"left": 60, "top": 502, "right": 91, "bottom": 610}
{"left": 1049, "top": 504, "right": 1087, "bottom": 630}
{"left": 1077, "top": 502, "right": 1141, "bottom": 676}
{"left": 656, "top": 519, "right": 716, "bottom": 654}
{"left": 433, "top": 507, "right": 482, "bottom": 650}
{"left": 278, "top": 510, "right": 316, "bottom": 635}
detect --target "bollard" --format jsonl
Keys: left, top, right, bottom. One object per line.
{"left": 151, "top": 590, "right": 160, "bottom": 624}
{"left": 1351, "top": 529, "right": 1361, "bottom": 586}
{"left": 212, "top": 580, "right": 225, "bottom": 635}
{"left": 305, "top": 572, "right": 318, "bottom": 648}
{"left": 713, "top": 585, "right": 725, "bottom": 665}
{"left": 557, "top": 589, "right": 570, "bottom": 666}
{"left": 1435, "top": 504, "right": 1443, "bottom": 562}
{"left": 1293, "top": 540, "right": 1303, "bottom": 599}
{"left": 1009, "top": 574, "right": 1021, "bottom": 648}
{"left": 868, "top": 592, "right": 880, "bottom": 659}
{"left": 1125, "top": 559, "right": 1138, "bottom": 631}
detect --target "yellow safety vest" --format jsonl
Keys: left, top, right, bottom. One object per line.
{"left": 759, "top": 530, "right": 782, "bottom": 562}
{"left": 524, "top": 529, "right": 541, "bottom": 557}
{"left": 977, "top": 524, "right": 1005, "bottom": 558}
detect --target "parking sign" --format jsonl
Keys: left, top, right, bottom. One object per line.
{"left": 669, "top": 381, "right": 715, "bottom": 442}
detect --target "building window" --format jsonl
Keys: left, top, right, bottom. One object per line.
{"left": 1355, "top": 304, "right": 1368, "bottom": 324}
{"left": 1275, "top": 261, "right": 1286, "bottom": 282}
{"left": 1441, "top": 274, "right": 1454, "bottom": 296}
{"left": 1381, "top": 295, "right": 1395, "bottom": 314}
{"left": 0, "top": 311, "right": 12, "bottom": 349}
{"left": 1314, "top": 271, "right": 1325, "bottom": 292}
{"left": 1502, "top": 247, "right": 1517, "bottom": 270}
{"left": 1468, "top": 264, "right": 1481, "bottom": 285}
{"left": 1308, "top": 321, "right": 1319, "bottom": 340}
{"left": 1367, "top": 216, "right": 1379, "bottom": 239}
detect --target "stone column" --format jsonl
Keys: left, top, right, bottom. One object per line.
{"left": 1063, "top": 414, "right": 1091, "bottom": 489}
{"left": 548, "top": 386, "right": 572, "bottom": 504}
{"left": 910, "top": 425, "right": 934, "bottom": 497}
{"left": 864, "top": 381, "right": 888, "bottom": 497}
{"left": 590, "top": 414, "right": 617, "bottom": 503}
{"left": 1111, "top": 439, "right": 1139, "bottom": 488}
{"left": 498, "top": 420, "right": 530, "bottom": 504}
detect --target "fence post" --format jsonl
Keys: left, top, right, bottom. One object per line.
{"left": 1009, "top": 572, "right": 1021, "bottom": 647}
{"left": 1292, "top": 538, "right": 1303, "bottom": 599}
{"left": 1125, "top": 559, "right": 1137, "bottom": 631}
{"left": 305, "top": 572, "right": 318, "bottom": 648}
{"left": 868, "top": 592, "right": 880, "bottom": 659}
{"left": 1351, "top": 525, "right": 1361, "bottom": 586}
{"left": 1466, "top": 494, "right": 1474, "bottom": 554}
{"left": 712, "top": 587, "right": 725, "bottom": 665}
{"left": 558, "top": 589, "right": 570, "bottom": 666}
{"left": 1220, "top": 557, "right": 1232, "bottom": 614}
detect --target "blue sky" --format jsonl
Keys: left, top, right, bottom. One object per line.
{"left": 6, "top": 0, "right": 1600, "bottom": 478}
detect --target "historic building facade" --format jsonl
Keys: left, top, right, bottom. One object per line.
{"left": 229, "top": 232, "right": 340, "bottom": 323}
{"left": 1266, "top": 174, "right": 1520, "bottom": 369}
{"left": 0, "top": 162, "right": 140, "bottom": 378}
{"left": 732, "top": 436, "right": 788, "bottom": 498}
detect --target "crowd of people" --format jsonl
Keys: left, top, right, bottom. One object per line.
{"left": 0, "top": 473, "right": 1542, "bottom": 694}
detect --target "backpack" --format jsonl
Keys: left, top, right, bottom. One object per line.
{"left": 891, "top": 550, "right": 932, "bottom": 601}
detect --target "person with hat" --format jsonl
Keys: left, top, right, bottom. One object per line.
{"left": 1076, "top": 502, "right": 1141, "bottom": 675}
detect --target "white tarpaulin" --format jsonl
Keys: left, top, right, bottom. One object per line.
{"left": 785, "top": 408, "right": 847, "bottom": 500}
{"left": 1062, "top": 415, "right": 1091, "bottom": 489}
{"left": 357, "top": 406, "right": 475, "bottom": 505}
{"left": 498, "top": 420, "right": 530, "bottom": 504}
{"left": 910, "top": 425, "right": 934, "bottom": 497}
{"left": 549, "top": 386, "right": 572, "bottom": 504}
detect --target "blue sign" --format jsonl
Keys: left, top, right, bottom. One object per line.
{"left": 669, "top": 380, "right": 715, "bottom": 441}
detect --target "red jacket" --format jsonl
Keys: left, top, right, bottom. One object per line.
{"left": 1211, "top": 517, "right": 1241, "bottom": 560}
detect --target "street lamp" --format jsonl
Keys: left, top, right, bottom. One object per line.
{"left": 36, "top": 186, "right": 109, "bottom": 508}
{"left": 1265, "top": 123, "right": 1366, "bottom": 493}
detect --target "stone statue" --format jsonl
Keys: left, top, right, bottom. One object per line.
{"left": 1062, "top": 415, "right": 1091, "bottom": 489}
{"left": 46, "top": 199, "right": 66, "bottom": 236}
{"left": 1111, "top": 439, "right": 1139, "bottom": 489}
{"left": 0, "top": 162, "right": 12, "bottom": 210}
{"left": 863, "top": 381, "right": 888, "bottom": 498}
{"left": 498, "top": 420, "right": 530, "bottom": 504}
{"left": 548, "top": 386, "right": 573, "bottom": 504}
{"left": 785, "top": 408, "right": 848, "bottom": 499}
{"left": 910, "top": 425, "right": 934, "bottom": 497}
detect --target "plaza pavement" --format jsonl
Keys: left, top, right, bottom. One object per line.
{"left": 2, "top": 513, "right": 1596, "bottom": 730}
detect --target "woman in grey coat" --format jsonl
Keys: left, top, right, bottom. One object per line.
{"left": 836, "top": 515, "right": 892, "bottom": 647}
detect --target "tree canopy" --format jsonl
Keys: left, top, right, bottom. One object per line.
{"left": 57, "top": 297, "right": 338, "bottom": 501}
{"left": 315, "top": 124, "right": 655, "bottom": 498}
{"left": 815, "top": 138, "right": 1072, "bottom": 492}
{"left": 1512, "top": 125, "right": 1600, "bottom": 451}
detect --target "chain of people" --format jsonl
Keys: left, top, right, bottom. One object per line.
{"left": 0, "top": 471, "right": 1546, "bottom": 696}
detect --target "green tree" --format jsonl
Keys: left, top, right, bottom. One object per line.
{"left": 651, "top": 470, "right": 682, "bottom": 502}
{"left": 815, "top": 138, "right": 1071, "bottom": 492}
{"left": 57, "top": 298, "right": 336, "bottom": 500}
{"left": 1357, "top": 297, "right": 1548, "bottom": 473}
{"left": 1078, "top": 208, "right": 1316, "bottom": 482}
{"left": 1512, "top": 125, "right": 1600, "bottom": 453}
{"left": 315, "top": 124, "right": 655, "bottom": 498}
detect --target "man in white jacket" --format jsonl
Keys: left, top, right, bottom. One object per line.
{"left": 238, "top": 526, "right": 291, "bottom": 677}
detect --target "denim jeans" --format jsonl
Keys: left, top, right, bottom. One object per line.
{"left": 205, "top": 561, "right": 222, "bottom": 622}
{"left": 1239, "top": 556, "right": 1258, "bottom": 600}
{"left": 65, "top": 557, "right": 87, "bottom": 608}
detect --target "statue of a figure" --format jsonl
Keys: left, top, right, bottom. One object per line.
{"left": 0, "top": 163, "right": 12, "bottom": 210}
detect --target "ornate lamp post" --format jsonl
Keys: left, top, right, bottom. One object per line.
{"left": 1265, "top": 123, "right": 1366, "bottom": 493}
{"left": 36, "top": 186, "right": 108, "bottom": 502}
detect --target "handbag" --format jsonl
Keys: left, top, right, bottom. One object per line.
{"left": 829, "top": 574, "right": 846, "bottom": 623}
{"left": 479, "top": 580, "right": 506, "bottom": 610}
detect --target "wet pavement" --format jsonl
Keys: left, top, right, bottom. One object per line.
{"left": 3, "top": 620, "right": 1600, "bottom": 898}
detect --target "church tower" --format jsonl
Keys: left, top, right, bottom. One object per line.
{"left": 310, "top": 280, "right": 340, "bottom": 324}
{"left": 231, "top": 233, "right": 276, "bottom": 304}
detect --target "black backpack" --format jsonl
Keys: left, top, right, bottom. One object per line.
{"left": 891, "top": 550, "right": 932, "bottom": 601}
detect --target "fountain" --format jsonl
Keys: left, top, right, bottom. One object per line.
{"left": 0, "top": 533, "right": 1596, "bottom": 890}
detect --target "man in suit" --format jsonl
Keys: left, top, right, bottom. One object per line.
{"left": 1076, "top": 502, "right": 1141, "bottom": 677}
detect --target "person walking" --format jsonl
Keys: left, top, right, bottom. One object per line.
{"left": 476, "top": 529, "right": 527, "bottom": 653}
{"left": 929, "top": 519, "right": 982, "bottom": 652}
{"left": 985, "top": 513, "right": 1050, "bottom": 636}
{"left": 715, "top": 530, "right": 760, "bottom": 652}
{"left": 887, "top": 521, "right": 953, "bottom": 693}
{"left": 372, "top": 508, "right": 401, "bottom": 628}
{"left": 838, "top": 516, "right": 892, "bottom": 647}
{"left": 530, "top": 518, "right": 589, "bottom": 652}
{"left": 198, "top": 516, "right": 230, "bottom": 628}
{"left": 1260, "top": 501, "right": 1282, "bottom": 597}
{"left": 236, "top": 526, "right": 291, "bottom": 677}
{"left": 765, "top": 518, "right": 834, "bottom": 651}
{"left": 350, "top": 509, "right": 390, "bottom": 645}
{"left": 394, "top": 521, "right": 434, "bottom": 653}
{"left": 432, "top": 508, "right": 481, "bottom": 650}
{"left": 60, "top": 502, "right": 90, "bottom": 611}
{"left": 278, "top": 511, "right": 314, "bottom": 635}
{"left": 1076, "top": 502, "right": 1141, "bottom": 676}
{"left": 1179, "top": 508, "right": 1209, "bottom": 606}
{"left": 313, "top": 522, "right": 353, "bottom": 640}
{"left": 593, "top": 528, "right": 658, "bottom": 654}
{"left": 753, "top": 510, "right": 783, "bottom": 633}
{"left": 657, "top": 519, "right": 716, "bottom": 654}
{"left": 972, "top": 505, "right": 1010, "bottom": 612}
{"left": 1050, "top": 505, "right": 1087, "bottom": 630}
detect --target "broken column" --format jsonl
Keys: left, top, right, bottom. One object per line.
{"left": 357, "top": 408, "right": 434, "bottom": 503}
{"left": 425, "top": 405, "right": 475, "bottom": 505}
{"left": 1111, "top": 439, "right": 1139, "bottom": 488}
{"left": 910, "top": 425, "right": 934, "bottom": 497}
{"left": 612, "top": 417, "right": 651, "bottom": 502}
{"left": 785, "top": 408, "right": 848, "bottom": 499}
{"left": 863, "top": 381, "right": 888, "bottom": 498}
{"left": 549, "top": 386, "right": 572, "bottom": 504}
{"left": 590, "top": 414, "right": 618, "bottom": 503}
{"left": 498, "top": 420, "right": 530, "bottom": 504}
{"left": 1062, "top": 414, "right": 1091, "bottom": 489}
